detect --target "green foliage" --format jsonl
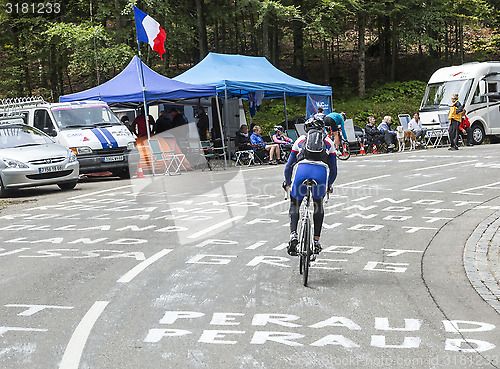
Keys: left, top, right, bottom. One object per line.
{"left": 369, "top": 81, "right": 428, "bottom": 103}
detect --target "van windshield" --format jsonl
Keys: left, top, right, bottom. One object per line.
{"left": 420, "top": 79, "right": 473, "bottom": 111}
{"left": 51, "top": 105, "right": 121, "bottom": 128}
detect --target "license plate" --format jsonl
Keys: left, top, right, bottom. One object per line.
{"left": 104, "top": 155, "right": 124, "bottom": 162}
{"left": 39, "top": 165, "right": 63, "bottom": 174}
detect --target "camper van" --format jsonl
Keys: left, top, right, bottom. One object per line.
{"left": 0, "top": 97, "right": 139, "bottom": 178}
{"left": 420, "top": 62, "right": 500, "bottom": 145}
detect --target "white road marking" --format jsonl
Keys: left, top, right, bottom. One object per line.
{"left": 261, "top": 200, "right": 288, "bottom": 209}
{"left": 187, "top": 216, "right": 245, "bottom": 239}
{"left": 453, "top": 181, "right": 500, "bottom": 196}
{"left": 117, "top": 249, "right": 173, "bottom": 283}
{"left": 404, "top": 177, "right": 456, "bottom": 192}
{"left": 67, "top": 185, "right": 134, "bottom": 200}
{"left": 336, "top": 174, "right": 391, "bottom": 188}
{"left": 59, "top": 301, "right": 109, "bottom": 369}
{"left": 414, "top": 161, "right": 476, "bottom": 172}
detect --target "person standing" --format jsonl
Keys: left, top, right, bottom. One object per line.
{"left": 196, "top": 107, "right": 210, "bottom": 141}
{"left": 448, "top": 93, "right": 463, "bottom": 151}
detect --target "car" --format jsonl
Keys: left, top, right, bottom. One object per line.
{"left": 0, "top": 123, "right": 79, "bottom": 197}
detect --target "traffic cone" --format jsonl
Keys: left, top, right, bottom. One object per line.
{"left": 359, "top": 141, "right": 366, "bottom": 155}
{"left": 136, "top": 162, "right": 145, "bottom": 178}
{"left": 372, "top": 144, "right": 378, "bottom": 154}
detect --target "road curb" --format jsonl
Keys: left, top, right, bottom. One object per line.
{"left": 464, "top": 209, "right": 500, "bottom": 314}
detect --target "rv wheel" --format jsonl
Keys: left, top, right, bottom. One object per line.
{"left": 471, "top": 123, "right": 485, "bottom": 145}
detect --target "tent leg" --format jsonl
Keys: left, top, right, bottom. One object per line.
{"left": 283, "top": 91, "right": 288, "bottom": 131}
{"left": 215, "top": 96, "right": 227, "bottom": 169}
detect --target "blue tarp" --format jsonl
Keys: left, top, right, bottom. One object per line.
{"left": 60, "top": 56, "right": 216, "bottom": 106}
{"left": 173, "top": 53, "right": 332, "bottom": 99}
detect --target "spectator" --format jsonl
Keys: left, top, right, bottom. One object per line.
{"left": 169, "top": 108, "right": 187, "bottom": 129}
{"left": 155, "top": 110, "right": 172, "bottom": 134}
{"left": 131, "top": 108, "right": 154, "bottom": 138}
{"left": 448, "top": 93, "right": 463, "bottom": 151}
{"left": 120, "top": 115, "right": 133, "bottom": 134}
{"left": 272, "top": 125, "right": 294, "bottom": 149}
{"left": 235, "top": 124, "right": 253, "bottom": 151}
{"left": 196, "top": 106, "right": 210, "bottom": 141}
{"left": 408, "top": 112, "right": 426, "bottom": 142}
{"left": 460, "top": 109, "right": 473, "bottom": 146}
{"left": 313, "top": 107, "right": 326, "bottom": 121}
{"left": 378, "top": 116, "right": 397, "bottom": 153}
{"left": 250, "top": 125, "right": 281, "bottom": 164}
{"left": 364, "top": 116, "right": 384, "bottom": 153}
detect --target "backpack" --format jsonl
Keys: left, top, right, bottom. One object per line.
{"left": 297, "top": 129, "right": 329, "bottom": 163}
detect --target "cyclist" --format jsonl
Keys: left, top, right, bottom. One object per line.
{"left": 325, "top": 112, "right": 345, "bottom": 142}
{"left": 283, "top": 117, "right": 339, "bottom": 256}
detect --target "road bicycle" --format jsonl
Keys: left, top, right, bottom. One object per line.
{"left": 326, "top": 127, "right": 350, "bottom": 160}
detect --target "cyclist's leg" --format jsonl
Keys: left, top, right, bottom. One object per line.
{"left": 311, "top": 165, "right": 328, "bottom": 253}
{"left": 289, "top": 195, "right": 302, "bottom": 234}
{"left": 312, "top": 197, "right": 324, "bottom": 239}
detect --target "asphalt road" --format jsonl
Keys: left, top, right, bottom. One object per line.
{"left": 1, "top": 144, "right": 500, "bottom": 369}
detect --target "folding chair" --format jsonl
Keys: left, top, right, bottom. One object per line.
{"left": 295, "top": 123, "right": 306, "bottom": 137}
{"left": 200, "top": 141, "right": 225, "bottom": 171}
{"left": 286, "top": 129, "right": 298, "bottom": 142}
{"left": 398, "top": 114, "right": 410, "bottom": 131}
{"left": 148, "top": 139, "right": 185, "bottom": 175}
{"left": 234, "top": 150, "right": 255, "bottom": 166}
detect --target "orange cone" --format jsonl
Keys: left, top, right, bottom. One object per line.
{"left": 372, "top": 144, "right": 378, "bottom": 154}
{"left": 136, "top": 162, "right": 145, "bottom": 178}
{"left": 359, "top": 142, "right": 366, "bottom": 155}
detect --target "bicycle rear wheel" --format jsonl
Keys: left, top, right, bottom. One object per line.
{"left": 302, "top": 218, "right": 311, "bottom": 286}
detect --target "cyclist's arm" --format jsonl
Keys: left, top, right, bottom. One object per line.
{"left": 340, "top": 122, "right": 347, "bottom": 140}
{"left": 284, "top": 152, "right": 297, "bottom": 185}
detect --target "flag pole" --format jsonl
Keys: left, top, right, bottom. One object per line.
{"left": 136, "top": 39, "right": 155, "bottom": 175}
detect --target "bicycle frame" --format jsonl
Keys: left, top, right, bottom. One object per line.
{"left": 297, "top": 181, "right": 315, "bottom": 286}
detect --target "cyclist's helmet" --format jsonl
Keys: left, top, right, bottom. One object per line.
{"left": 304, "top": 117, "right": 324, "bottom": 132}
{"left": 274, "top": 125, "right": 284, "bottom": 132}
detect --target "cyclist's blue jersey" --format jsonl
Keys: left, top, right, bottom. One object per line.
{"left": 284, "top": 134, "right": 337, "bottom": 200}
{"left": 326, "top": 112, "right": 346, "bottom": 139}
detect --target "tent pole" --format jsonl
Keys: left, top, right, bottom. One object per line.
{"left": 223, "top": 89, "right": 229, "bottom": 169}
{"left": 283, "top": 91, "right": 288, "bottom": 130}
{"left": 214, "top": 94, "right": 227, "bottom": 169}
{"left": 136, "top": 40, "right": 155, "bottom": 176}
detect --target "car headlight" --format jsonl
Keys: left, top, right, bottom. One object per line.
{"left": 3, "top": 158, "right": 29, "bottom": 168}
{"left": 70, "top": 146, "right": 93, "bottom": 155}
{"left": 68, "top": 151, "right": 77, "bottom": 163}
{"left": 127, "top": 142, "right": 136, "bottom": 151}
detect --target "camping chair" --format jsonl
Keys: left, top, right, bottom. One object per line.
{"left": 200, "top": 140, "right": 225, "bottom": 171}
{"left": 286, "top": 129, "right": 298, "bottom": 142}
{"left": 148, "top": 139, "right": 185, "bottom": 175}
{"left": 295, "top": 123, "right": 306, "bottom": 137}
{"left": 398, "top": 114, "right": 410, "bottom": 131}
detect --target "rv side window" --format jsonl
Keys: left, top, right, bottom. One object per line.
{"left": 488, "top": 82, "right": 498, "bottom": 93}
{"left": 472, "top": 82, "right": 486, "bottom": 104}
{"left": 34, "top": 110, "right": 56, "bottom": 136}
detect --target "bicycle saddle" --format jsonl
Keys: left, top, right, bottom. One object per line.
{"left": 301, "top": 179, "right": 318, "bottom": 186}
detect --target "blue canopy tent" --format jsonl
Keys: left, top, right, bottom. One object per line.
{"left": 60, "top": 56, "right": 217, "bottom": 107}
{"left": 173, "top": 53, "right": 332, "bottom": 137}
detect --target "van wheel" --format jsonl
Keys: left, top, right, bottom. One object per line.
{"left": 0, "top": 178, "right": 7, "bottom": 198}
{"left": 471, "top": 123, "right": 485, "bottom": 145}
{"left": 58, "top": 181, "right": 78, "bottom": 191}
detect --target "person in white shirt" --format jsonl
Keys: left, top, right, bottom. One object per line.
{"left": 408, "top": 112, "right": 426, "bottom": 141}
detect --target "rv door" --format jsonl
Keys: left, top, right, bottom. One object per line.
{"left": 484, "top": 79, "right": 500, "bottom": 131}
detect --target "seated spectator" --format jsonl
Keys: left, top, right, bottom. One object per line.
{"left": 408, "top": 112, "right": 426, "bottom": 141}
{"left": 272, "top": 125, "right": 293, "bottom": 149}
{"left": 121, "top": 115, "right": 133, "bottom": 134}
{"left": 313, "top": 107, "right": 326, "bottom": 121}
{"left": 378, "top": 116, "right": 397, "bottom": 152}
{"left": 460, "top": 110, "right": 474, "bottom": 146}
{"left": 364, "top": 116, "right": 384, "bottom": 152}
{"left": 250, "top": 125, "right": 281, "bottom": 165}
{"left": 155, "top": 110, "right": 172, "bottom": 134}
{"left": 235, "top": 124, "right": 253, "bottom": 151}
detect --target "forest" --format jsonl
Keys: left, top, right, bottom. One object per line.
{"left": 0, "top": 0, "right": 499, "bottom": 126}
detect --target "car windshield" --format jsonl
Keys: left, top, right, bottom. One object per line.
{"left": 51, "top": 105, "right": 121, "bottom": 128}
{"left": 0, "top": 125, "right": 53, "bottom": 149}
{"left": 420, "top": 79, "right": 473, "bottom": 111}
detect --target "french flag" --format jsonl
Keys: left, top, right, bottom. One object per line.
{"left": 133, "top": 6, "right": 166, "bottom": 60}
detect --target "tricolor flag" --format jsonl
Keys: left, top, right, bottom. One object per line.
{"left": 133, "top": 6, "right": 166, "bottom": 60}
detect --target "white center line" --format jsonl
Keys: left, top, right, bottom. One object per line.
{"left": 67, "top": 185, "right": 134, "bottom": 200}
{"left": 117, "top": 249, "right": 173, "bottom": 283}
{"left": 262, "top": 200, "right": 288, "bottom": 209}
{"left": 336, "top": 174, "right": 391, "bottom": 188}
{"left": 414, "top": 161, "right": 476, "bottom": 172}
{"left": 188, "top": 216, "right": 244, "bottom": 239}
{"left": 59, "top": 301, "right": 109, "bottom": 369}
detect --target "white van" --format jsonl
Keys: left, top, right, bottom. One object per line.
{"left": 420, "top": 62, "right": 500, "bottom": 144}
{"left": 1, "top": 97, "right": 139, "bottom": 178}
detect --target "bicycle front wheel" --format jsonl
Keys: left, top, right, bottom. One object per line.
{"left": 338, "top": 142, "right": 350, "bottom": 160}
{"left": 302, "top": 218, "right": 311, "bottom": 286}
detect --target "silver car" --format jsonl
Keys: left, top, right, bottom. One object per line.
{"left": 0, "top": 124, "right": 79, "bottom": 196}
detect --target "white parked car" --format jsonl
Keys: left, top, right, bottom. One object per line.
{"left": 0, "top": 124, "right": 79, "bottom": 197}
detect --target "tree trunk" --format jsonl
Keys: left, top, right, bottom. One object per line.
{"left": 358, "top": 15, "right": 366, "bottom": 98}
{"left": 262, "top": 13, "right": 270, "bottom": 58}
{"left": 459, "top": 20, "right": 464, "bottom": 64}
{"left": 390, "top": 20, "right": 398, "bottom": 82}
{"left": 113, "top": 0, "right": 122, "bottom": 43}
{"left": 292, "top": 8, "right": 305, "bottom": 76}
{"left": 195, "top": 0, "right": 208, "bottom": 60}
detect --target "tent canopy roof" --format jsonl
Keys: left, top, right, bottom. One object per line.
{"left": 173, "top": 53, "right": 332, "bottom": 99}
{"left": 60, "top": 56, "right": 216, "bottom": 107}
